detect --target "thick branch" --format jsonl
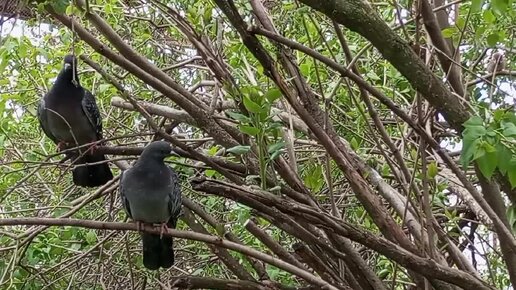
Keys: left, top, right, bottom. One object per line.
{"left": 191, "top": 178, "right": 496, "bottom": 290}
{"left": 297, "top": 0, "right": 469, "bottom": 131}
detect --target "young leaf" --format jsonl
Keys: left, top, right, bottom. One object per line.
{"left": 427, "top": 162, "right": 438, "bottom": 179}
{"left": 350, "top": 137, "right": 359, "bottom": 150}
{"left": 270, "top": 149, "right": 283, "bottom": 161}
{"left": 303, "top": 164, "right": 323, "bottom": 191}
{"left": 85, "top": 231, "right": 97, "bottom": 245}
{"left": 227, "top": 111, "right": 251, "bottom": 123}
{"left": 227, "top": 145, "right": 251, "bottom": 155}
{"left": 265, "top": 88, "right": 282, "bottom": 103}
{"left": 239, "top": 125, "right": 260, "bottom": 136}
{"left": 441, "top": 28, "right": 456, "bottom": 38}
{"left": 483, "top": 10, "right": 496, "bottom": 23}
{"left": 243, "top": 96, "right": 263, "bottom": 114}
{"left": 205, "top": 169, "right": 216, "bottom": 178}
{"left": 268, "top": 141, "right": 285, "bottom": 154}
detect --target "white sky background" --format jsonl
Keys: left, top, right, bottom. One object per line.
{"left": 1, "top": 14, "right": 515, "bottom": 289}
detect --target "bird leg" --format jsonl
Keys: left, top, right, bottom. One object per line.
{"left": 159, "top": 223, "right": 169, "bottom": 239}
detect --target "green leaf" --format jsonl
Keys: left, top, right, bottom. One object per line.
{"left": 350, "top": 137, "right": 359, "bottom": 150}
{"left": 507, "top": 160, "right": 516, "bottom": 188}
{"left": 475, "top": 26, "right": 486, "bottom": 38}
{"left": 85, "top": 231, "right": 97, "bottom": 245}
{"left": 462, "top": 125, "right": 486, "bottom": 140}
{"left": 497, "top": 144, "right": 512, "bottom": 175}
{"left": 487, "top": 33, "right": 500, "bottom": 47}
{"left": 300, "top": 63, "right": 311, "bottom": 75}
{"left": 483, "top": 142, "right": 496, "bottom": 152}
{"left": 483, "top": 10, "right": 496, "bottom": 23}
{"left": 471, "top": 0, "right": 484, "bottom": 12}
{"left": 205, "top": 169, "right": 216, "bottom": 177}
{"left": 476, "top": 151, "right": 497, "bottom": 180}
{"left": 460, "top": 138, "right": 481, "bottom": 168}
{"left": 243, "top": 95, "right": 263, "bottom": 114}
{"left": 502, "top": 121, "right": 516, "bottom": 137}
{"left": 303, "top": 164, "right": 323, "bottom": 191}
{"left": 494, "top": 109, "right": 506, "bottom": 122}
{"left": 427, "top": 162, "right": 438, "bottom": 179}
{"left": 463, "top": 116, "right": 484, "bottom": 127}
{"left": 441, "top": 28, "right": 455, "bottom": 38}
{"left": 51, "top": 0, "right": 70, "bottom": 14}
{"left": 491, "top": 0, "right": 509, "bottom": 13}
{"left": 265, "top": 88, "right": 282, "bottom": 103}
{"left": 268, "top": 141, "right": 285, "bottom": 154}
{"left": 226, "top": 111, "right": 251, "bottom": 123}
{"left": 239, "top": 125, "right": 260, "bottom": 136}
{"left": 227, "top": 145, "right": 251, "bottom": 155}
{"left": 473, "top": 146, "right": 486, "bottom": 160}
{"left": 507, "top": 205, "right": 516, "bottom": 233}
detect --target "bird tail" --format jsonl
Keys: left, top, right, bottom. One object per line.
{"left": 141, "top": 233, "right": 174, "bottom": 270}
{"left": 141, "top": 218, "right": 177, "bottom": 270}
{"left": 72, "top": 153, "right": 113, "bottom": 187}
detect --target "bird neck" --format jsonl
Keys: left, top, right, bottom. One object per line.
{"left": 133, "top": 160, "right": 170, "bottom": 184}
{"left": 55, "top": 68, "right": 81, "bottom": 89}
{"left": 135, "top": 158, "right": 167, "bottom": 173}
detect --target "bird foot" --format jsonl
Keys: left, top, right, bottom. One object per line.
{"left": 57, "top": 141, "right": 69, "bottom": 152}
{"left": 159, "top": 223, "right": 169, "bottom": 239}
{"left": 85, "top": 141, "right": 99, "bottom": 154}
{"left": 135, "top": 221, "right": 143, "bottom": 232}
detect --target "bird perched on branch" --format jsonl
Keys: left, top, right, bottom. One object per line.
{"left": 38, "top": 54, "right": 113, "bottom": 187}
{"left": 120, "top": 141, "right": 182, "bottom": 270}
{"left": 486, "top": 52, "right": 506, "bottom": 73}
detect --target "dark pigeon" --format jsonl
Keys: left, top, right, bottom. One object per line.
{"left": 120, "top": 141, "right": 182, "bottom": 270}
{"left": 37, "top": 55, "right": 113, "bottom": 187}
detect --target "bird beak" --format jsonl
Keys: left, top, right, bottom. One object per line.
{"left": 168, "top": 151, "right": 180, "bottom": 157}
{"left": 64, "top": 63, "right": 71, "bottom": 70}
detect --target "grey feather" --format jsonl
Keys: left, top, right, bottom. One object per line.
{"left": 120, "top": 141, "right": 182, "bottom": 270}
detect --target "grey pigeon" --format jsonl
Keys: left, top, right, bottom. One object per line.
{"left": 120, "top": 141, "right": 182, "bottom": 270}
{"left": 38, "top": 55, "right": 113, "bottom": 187}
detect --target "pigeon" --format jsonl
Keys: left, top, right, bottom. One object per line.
{"left": 120, "top": 141, "right": 182, "bottom": 270}
{"left": 37, "top": 54, "right": 113, "bottom": 187}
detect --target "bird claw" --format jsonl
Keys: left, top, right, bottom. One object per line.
{"left": 159, "top": 223, "right": 169, "bottom": 239}
{"left": 57, "top": 141, "right": 68, "bottom": 152}
{"left": 85, "top": 142, "right": 99, "bottom": 154}
{"left": 135, "top": 221, "right": 143, "bottom": 232}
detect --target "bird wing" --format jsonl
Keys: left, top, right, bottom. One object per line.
{"left": 119, "top": 171, "right": 133, "bottom": 219}
{"left": 81, "top": 89, "right": 103, "bottom": 141}
{"left": 37, "top": 98, "right": 59, "bottom": 144}
{"left": 167, "top": 167, "right": 182, "bottom": 228}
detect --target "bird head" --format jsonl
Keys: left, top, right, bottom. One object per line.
{"left": 63, "top": 54, "right": 77, "bottom": 71}
{"left": 141, "top": 141, "right": 179, "bottom": 161}
{"left": 59, "top": 54, "right": 80, "bottom": 87}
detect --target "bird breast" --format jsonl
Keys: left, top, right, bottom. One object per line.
{"left": 129, "top": 190, "right": 171, "bottom": 224}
